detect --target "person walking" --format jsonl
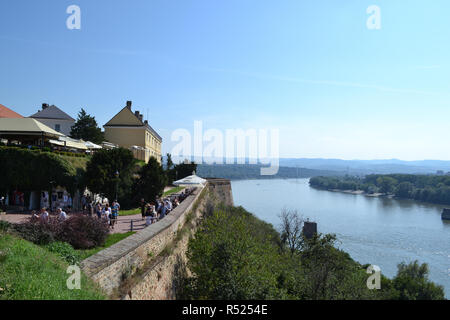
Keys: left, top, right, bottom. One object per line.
{"left": 140, "top": 198, "right": 146, "bottom": 221}
{"left": 102, "top": 203, "right": 111, "bottom": 225}
{"left": 40, "top": 207, "right": 49, "bottom": 223}
{"left": 57, "top": 207, "right": 67, "bottom": 221}
{"left": 110, "top": 200, "right": 120, "bottom": 229}
{"left": 95, "top": 202, "right": 102, "bottom": 219}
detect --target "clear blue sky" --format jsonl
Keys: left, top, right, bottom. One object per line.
{"left": 1, "top": 0, "right": 449, "bottom": 160}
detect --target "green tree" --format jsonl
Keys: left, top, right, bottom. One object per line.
{"left": 183, "top": 206, "right": 285, "bottom": 299}
{"left": 376, "top": 176, "right": 397, "bottom": 194}
{"left": 0, "top": 147, "right": 77, "bottom": 202}
{"left": 395, "top": 182, "right": 414, "bottom": 198}
{"left": 133, "top": 156, "right": 168, "bottom": 202}
{"left": 173, "top": 161, "right": 198, "bottom": 181}
{"left": 70, "top": 108, "right": 104, "bottom": 144}
{"left": 84, "top": 148, "right": 136, "bottom": 202}
{"left": 165, "top": 153, "right": 175, "bottom": 185}
{"left": 391, "top": 261, "right": 445, "bottom": 300}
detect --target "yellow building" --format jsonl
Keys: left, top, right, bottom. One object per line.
{"left": 104, "top": 101, "right": 162, "bottom": 163}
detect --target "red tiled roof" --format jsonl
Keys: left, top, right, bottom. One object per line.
{"left": 0, "top": 104, "right": 24, "bottom": 118}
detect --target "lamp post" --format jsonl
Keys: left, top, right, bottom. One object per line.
{"left": 115, "top": 170, "right": 119, "bottom": 202}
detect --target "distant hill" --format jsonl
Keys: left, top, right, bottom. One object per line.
{"left": 196, "top": 164, "right": 343, "bottom": 180}
{"left": 163, "top": 156, "right": 450, "bottom": 176}
{"left": 278, "top": 158, "right": 450, "bottom": 175}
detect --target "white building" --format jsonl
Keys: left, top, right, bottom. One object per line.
{"left": 30, "top": 103, "right": 75, "bottom": 136}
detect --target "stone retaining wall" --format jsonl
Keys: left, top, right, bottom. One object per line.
{"left": 81, "top": 179, "right": 233, "bottom": 298}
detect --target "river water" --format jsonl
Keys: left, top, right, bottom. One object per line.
{"left": 231, "top": 178, "right": 450, "bottom": 298}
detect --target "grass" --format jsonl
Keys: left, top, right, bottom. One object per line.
{"left": 78, "top": 231, "right": 136, "bottom": 260}
{"left": 59, "top": 155, "right": 89, "bottom": 170}
{"left": 0, "top": 233, "right": 105, "bottom": 300}
{"left": 120, "top": 208, "right": 141, "bottom": 216}
{"left": 163, "top": 186, "right": 185, "bottom": 196}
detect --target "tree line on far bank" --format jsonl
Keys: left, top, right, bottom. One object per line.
{"left": 310, "top": 174, "right": 450, "bottom": 205}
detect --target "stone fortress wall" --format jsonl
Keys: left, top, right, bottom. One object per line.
{"left": 81, "top": 178, "right": 233, "bottom": 299}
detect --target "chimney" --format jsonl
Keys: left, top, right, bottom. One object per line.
{"left": 134, "top": 111, "right": 140, "bottom": 118}
{"left": 126, "top": 101, "right": 132, "bottom": 110}
{"left": 42, "top": 103, "right": 49, "bottom": 110}
{"left": 139, "top": 114, "right": 143, "bottom": 122}
{"left": 144, "top": 120, "right": 148, "bottom": 125}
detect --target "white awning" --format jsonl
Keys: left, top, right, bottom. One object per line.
{"left": 173, "top": 174, "right": 207, "bottom": 186}
{"left": 85, "top": 141, "right": 102, "bottom": 149}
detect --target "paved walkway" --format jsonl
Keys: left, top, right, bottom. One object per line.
{"left": 0, "top": 212, "right": 149, "bottom": 234}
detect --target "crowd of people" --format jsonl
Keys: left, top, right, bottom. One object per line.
{"left": 28, "top": 187, "right": 197, "bottom": 230}
{"left": 140, "top": 188, "right": 196, "bottom": 226}
{"left": 30, "top": 207, "right": 66, "bottom": 223}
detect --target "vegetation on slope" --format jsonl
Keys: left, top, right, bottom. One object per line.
{"left": 0, "top": 233, "right": 105, "bottom": 300}
{"left": 180, "top": 205, "right": 445, "bottom": 300}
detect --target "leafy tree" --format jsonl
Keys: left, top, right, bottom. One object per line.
{"left": 183, "top": 206, "right": 285, "bottom": 299}
{"left": 165, "top": 153, "right": 175, "bottom": 185}
{"left": 166, "top": 153, "right": 174, "bottom": 170}
{"left": 70, "top": 108, "right": 104, "bottom": 144}
{"left": 395, "top": 182, "right": 414, "bottom": 198}
{"left": 133, "top": 156, "right": 168, "bottom": 202}
{"left": 84, "top": 148, "right": 136, "bottom": 202}
{"left": 376, "top": 176, "right": 397, "bottom": 194}
{"left": 0, "top": 147, "right": 77, "bottom": 203}
{"left": 173, "top": 161, "right": 198, "bottom": 181}
{"left": 391, "top": 261, "right": 445, "bottom": 300}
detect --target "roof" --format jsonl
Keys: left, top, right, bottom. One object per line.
{"left": 0, "top": 104, "right": 24, "bottom": 118}
{"left": 85, "top": 141, "right": 103, "bottom": 149}
{"left": 173, "top": 174, "right": 207, "bottom": 186}
{"left": 0, "top": 118, "right": 65, "bottom": 137}
{"left": 104, "top": 106, "right": 162, "bottom": 141}
{"left": 30, "top": 105, "right": 75, "bottom": 121}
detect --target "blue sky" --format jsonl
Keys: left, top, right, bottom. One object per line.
{"left": 1, "top": 0, "right": 450, "bottom": 160}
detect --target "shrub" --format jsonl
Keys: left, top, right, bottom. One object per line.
{"left": 0, "top": 221, "right": 11, "bottom": 232}
{"left": 58, "top": 215, "right": 110, "bottom": 249}
{"left": 12, "top": 218, "right": 59, "bottom": 245}
{"left": 44, "top": 241, "right": 81, "bottom": 265}
{"left": 12, "top": 215, "right": 109, "bottom": 249}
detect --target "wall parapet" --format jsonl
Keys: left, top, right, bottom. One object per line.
{"left": 80, "top": 185, "right": 206, "bottom": 295}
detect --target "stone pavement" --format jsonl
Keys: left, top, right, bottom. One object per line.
{"left": 0, "top": 212, "right": 149, "bottom": 234}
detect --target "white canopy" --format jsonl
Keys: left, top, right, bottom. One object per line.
{"left": 85, "top": 141, "right": 102, "bottom": 149}
{"left": 173, "top": 172, "right": 207, "bottom": 186}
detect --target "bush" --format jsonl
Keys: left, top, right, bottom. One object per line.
{"left": 12, "top": 215, "right": 110, "bottom": 249}
{"left": 58, "top": 215, "right": 110, "bottom": 249}
{"left": 12, "top": 218, "right": 59, "bottom": 245}
{"left": 44, "top": 242, "right": 81, "bottom": 265}
{"left": 0, "top": 221, "right": 11, "bottom": 232}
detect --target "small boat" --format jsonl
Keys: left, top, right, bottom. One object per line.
{"left": 442, "top": 209, "right": 450, "bottom": 220}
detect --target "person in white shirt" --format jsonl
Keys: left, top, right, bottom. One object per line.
{"left": 40, "top": 208, "right": 49, "bottom": 223}
{"left": 102, "top": 203, "right": 112, "bottom": 225}
{"left": 56, "top": 207, "right": 67, "bottom": 221}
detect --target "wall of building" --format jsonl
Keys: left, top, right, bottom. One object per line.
{"left": 80, "top": 179, "right": 233, "bottom": 299}
{"left": 104, "top": 127, "right": 146, "bottom": 151}
{"left": 34, "top": 118, "right": 74, "bottom": 136}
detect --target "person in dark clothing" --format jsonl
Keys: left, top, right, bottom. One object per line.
{"left": 140, "top": 198, "right": 146, "bottom": 220}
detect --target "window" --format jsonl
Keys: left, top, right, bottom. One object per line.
{"left": 55, "top": 124, "right": 61, "bottom": 132}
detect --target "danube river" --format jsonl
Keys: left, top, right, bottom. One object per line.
{"left": 231, "top": 178, "right": 450, "bottom": 298}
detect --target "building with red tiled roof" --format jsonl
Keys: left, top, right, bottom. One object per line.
{"left": 0, "top": 104, "right": 24, "bottom": 118}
